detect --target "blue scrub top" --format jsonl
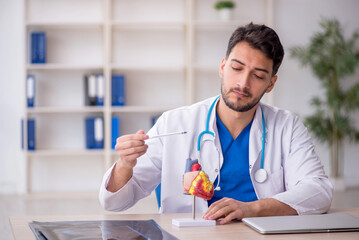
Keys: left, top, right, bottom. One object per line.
{"left": 208, "top": 113, "right": 258, "bottom": 206}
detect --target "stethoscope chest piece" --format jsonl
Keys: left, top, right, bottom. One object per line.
{"left": 254, "top": 168, "right": 267, "bottom": 183}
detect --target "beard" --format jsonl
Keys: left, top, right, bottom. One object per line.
{"left": 221, "top": 80, "right": 268, "bottom": 112}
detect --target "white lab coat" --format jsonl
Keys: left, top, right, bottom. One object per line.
{"left": 99, "top": 96, "right": 333, "bottom": 215}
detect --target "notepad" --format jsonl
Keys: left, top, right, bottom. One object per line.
{"left": 242, "top": 213, "right": 359, "bottom": 234}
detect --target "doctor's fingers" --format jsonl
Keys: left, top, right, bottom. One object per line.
{"left": 119, "top": 149, "right": 148, "bottom": 167}
{"left": 117, "top": 144, "right": 148, "bottom": 159}
{"left": 204, "top": 203, "right": 240, "bottom": 224}
{"left": 115, "top": 138, "right": 147, "bottom": 152}
{"left": 204, "top": 198, "right": 241, "bottom": 219}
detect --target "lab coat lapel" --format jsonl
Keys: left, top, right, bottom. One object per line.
{"left": 249, "top": 104, "right": 267, "bottom": 172}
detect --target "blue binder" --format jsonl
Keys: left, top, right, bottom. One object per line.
{"left": 85, "top": 118, "right": 95, "bottom": 149}
{"left": 27, "top": 119, "right": 36, "bottom": 151}
{"left": 31, "top": 32, "right": 46, "bottom": 64}
{"left": 27, "top": 75, "right": 35, "bottom": 107}
{"left": 96, "top": 74, "right": 104, "bottom": 106}
{"left": 151, "top": 116, "right": 160, "bottom": 126}
{"left": 30, "top": 33, "right": 38, "bottom": 63}
{"left": 111, "top": 75, "right": 125, "bottom": 106}
{"left": 85, "top": 117, "right": 104, "bottom": 149}
{"left": 111, "top": 116, "right": 120, "bottom": 149}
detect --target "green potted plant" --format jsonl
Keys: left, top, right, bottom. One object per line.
{"left": 290, "top": 18, "right": 359, "bottom": 189}
{"left": 214, "top": 1, "right": 235, "bottom": 21}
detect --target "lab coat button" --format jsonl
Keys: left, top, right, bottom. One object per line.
{"left": 249, "top": 165, "right": 252, "bottom": 169}
{"left": 215, "top": 168, "right": 218, "bottom": 172}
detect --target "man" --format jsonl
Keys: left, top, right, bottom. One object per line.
{"left": 99, "top": 23, "right": 333, "bottom": 225}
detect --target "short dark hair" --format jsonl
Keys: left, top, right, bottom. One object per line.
{"left": 226, "top": 23, "right": 284, "bottom": 76}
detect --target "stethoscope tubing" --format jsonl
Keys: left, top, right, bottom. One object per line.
{"left": 196, "top": 95, "right": 267, "bottom": 185}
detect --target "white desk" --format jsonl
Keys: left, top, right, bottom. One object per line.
{"left": 10, "top": 208, "right": 359, "bottom": 239}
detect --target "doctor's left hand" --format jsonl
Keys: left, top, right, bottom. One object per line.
{"left": 202, "top": 197, "right": 256, "bottom": 225}
{"left": 203, "top": 197, "right": 297, "bottom": 224}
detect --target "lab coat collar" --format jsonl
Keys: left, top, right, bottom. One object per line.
{"left": 205, "top": 95, "right": 221, "bottom": 141}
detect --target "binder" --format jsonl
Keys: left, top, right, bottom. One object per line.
{"left": 30, "top": 32, "right": 46, "bottom": 64}
{"left": 27, "top": 75, "right": 35, "bottom": 107}
{"left": 85, "top": 118, "right": 95, "bottom": 149}
{"left": 20, "top": 119, "right": 35, "bottom": 149}
{"left": 111, "top": 75, "right": 125, "bottom": 106}
{"left": 21, "top": 119, "right": 24, "bottom": 149}
{"left": 30, "top": 33, "right": 38, "bottom": 63}
{"left": 111, "top": 116, "right": 120, "bottom": 149}
{"left": 151, "top": 116, "right": 160, "bottom": 126}
{"left": 94, "top": 117, "right": 104, "bottom": 149}
{"left": 28, "top": 119, "right": 36, "bottom": 151}
{"left": 96, "top": 74, "right": 104, "bottom": 106}
{"left": 37, "top": 32, "right": 46, "bottom": 63}
{"left": 84, "top": 74, "right": 97, "bottom": 106}
{"left": 85, "top": 117, "right": 104, "bottom": 149}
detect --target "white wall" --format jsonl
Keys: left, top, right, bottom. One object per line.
{"left": 0, "top": 0, "right": 25, "bottom": 193}
{"left": 1, "top": 0, "right": 359, "bottom": 194}
{"left": 272, "top": 0, "right": 359, "bottom": 187}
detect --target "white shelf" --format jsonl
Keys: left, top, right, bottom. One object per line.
{"left": 27, "top": 149, "right": 105, "bottom": 157}
{"left": 111, "top": 21, "right": 185, "bottom": 30}
{"left": 111, "top": 106, "right": 176, "bottom": 113}
{"left": 23, "top": 0, "right": 272, "bottom": 193}
{"left": 193, "top": 20, "right": 252, "bottom": 28}
{"left": 26, "top": 22, "right": 103, "bottom": 29}
{"left": 110, "top": 64, "right": 184, "bottom": 72}
{"left": 26, "top": 107, "right": 105, "bottom": 114}
{"left": 27, "top": 64, "right": 104, "bottom": 71}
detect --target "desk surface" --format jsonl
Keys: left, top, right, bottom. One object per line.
{"left": 10, "top": 209, "right": 359, "bottom": 240}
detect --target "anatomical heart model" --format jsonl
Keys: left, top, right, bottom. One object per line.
{"left": 183, "top": 158, "right": 214, "bottom": 200}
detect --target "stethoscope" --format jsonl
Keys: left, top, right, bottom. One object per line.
{"left": 196, "top": 96, "right": 268, "bottom": 190}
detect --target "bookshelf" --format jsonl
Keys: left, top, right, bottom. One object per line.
{"left": 22, "top": 0, "right": 273, "bottom": 193}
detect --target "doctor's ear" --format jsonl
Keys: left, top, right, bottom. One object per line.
{"left": 266, "top": 75, "right": 277, "bottom": 93}
{"left": 219, "top": 57, "right": 227, "bottom": 78}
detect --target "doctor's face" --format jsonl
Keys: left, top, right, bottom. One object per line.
{"left": 219, "top": 41, "right": 277, "bottom": 112}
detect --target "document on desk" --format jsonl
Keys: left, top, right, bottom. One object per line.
{"left": 29, "top": 219, "right": 179, "bottom": 240}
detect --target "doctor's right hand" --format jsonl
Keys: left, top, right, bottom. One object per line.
{"left": 107, "top": 130, "right": 149, "bottom": 192}
{"left": 115, "top": 130, "right": 149, "bottom": 168}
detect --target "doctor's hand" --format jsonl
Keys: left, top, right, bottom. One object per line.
{"left": 107, "top": 130, "right": 149, "bottom": 192}
{"left": 115, "top": 130, "right": 149, "bottom": 168}
{"left": 202, "top": 197, "right": 297, "bottom": 225}
{"left": 202, "top": 197, "right": 255, "bottom": 225}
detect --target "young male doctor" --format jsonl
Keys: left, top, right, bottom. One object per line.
{"left": 99, "top": 23, "right": 333, "bottom": 225}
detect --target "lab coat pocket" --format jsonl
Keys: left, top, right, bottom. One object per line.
{"left": 268, "top": 167, "right": 284, "bottom": 194}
